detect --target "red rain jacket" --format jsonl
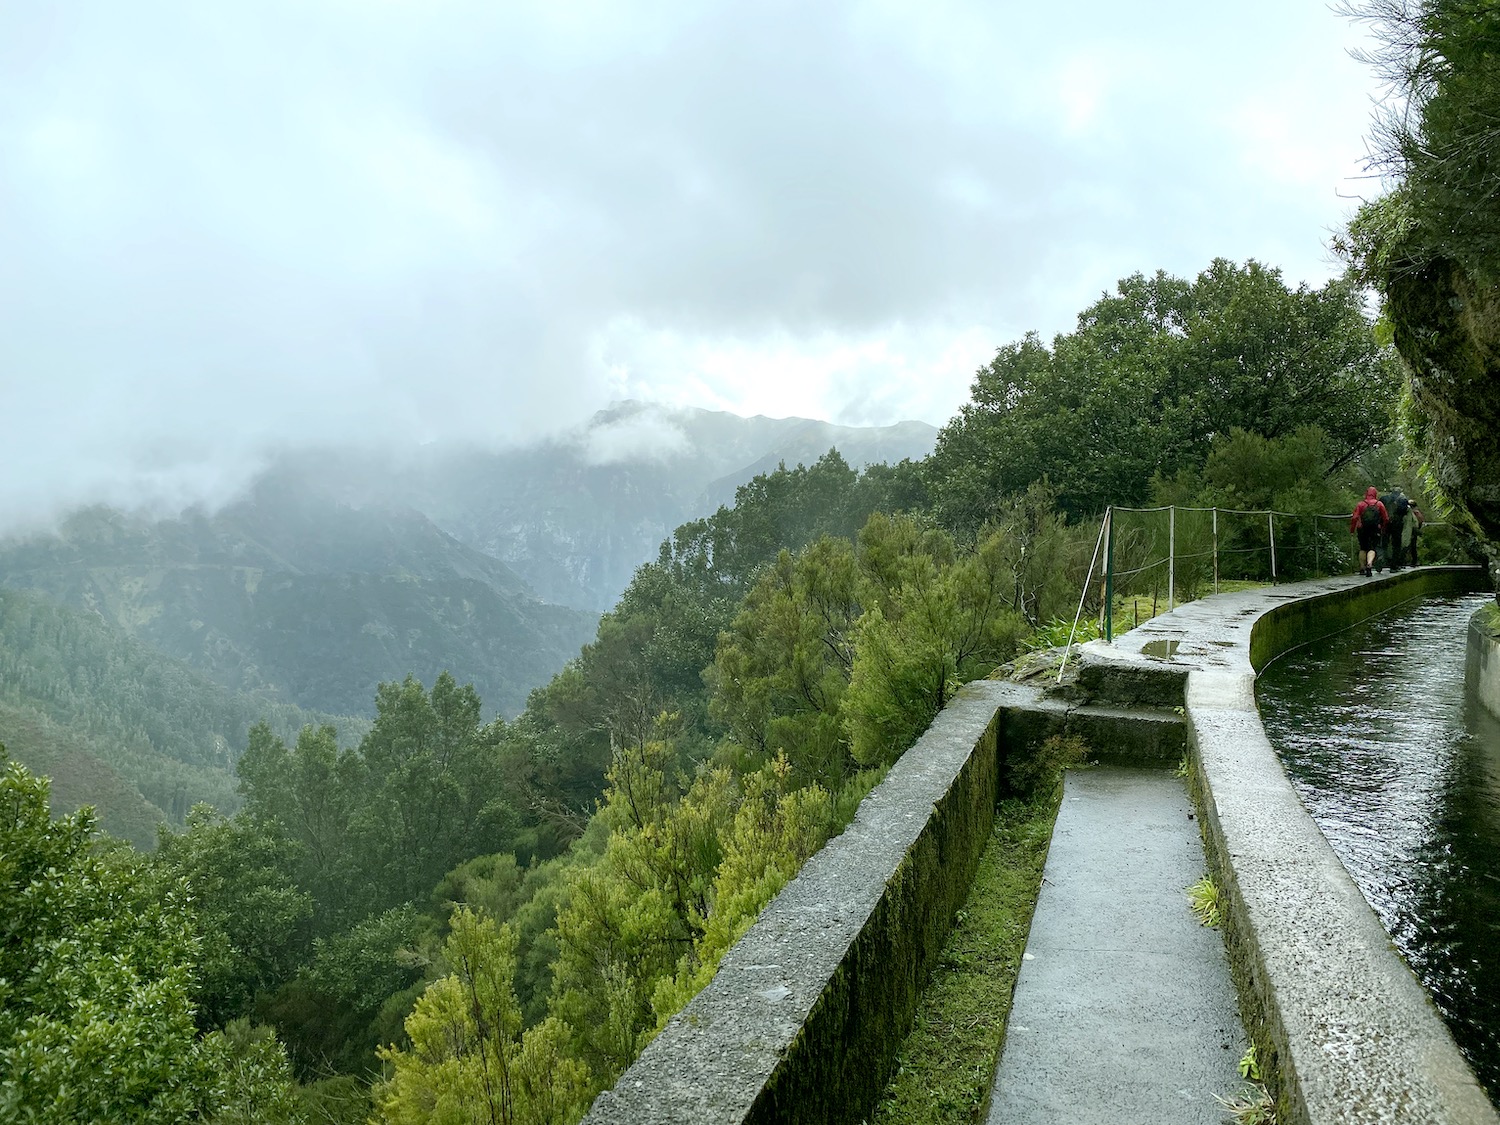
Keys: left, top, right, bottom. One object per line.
{"left": 1349, "top": 490, "right": 1388, "bottom": 533}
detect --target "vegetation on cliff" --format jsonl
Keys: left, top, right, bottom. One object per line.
{"left": 1336, "top": 0, "right": 1500, "bottom": 563}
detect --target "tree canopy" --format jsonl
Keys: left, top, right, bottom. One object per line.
{"left": 928, "top": 259, "right": 1400, "bottom": 531}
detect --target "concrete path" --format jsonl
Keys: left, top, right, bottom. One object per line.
{"left": 986, "top": 767, "right": 1246, "bottom": 1125}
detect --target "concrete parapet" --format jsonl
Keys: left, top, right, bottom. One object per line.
{"left": 582, "top": 678, "right": 1189, "bottom": 1122}
{"left": 1468, "top": 602, "right": 1500, "bottom": 720}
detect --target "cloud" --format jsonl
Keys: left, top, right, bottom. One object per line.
{"left": 0, "top": 0, "right": 1387, "bottom": 532}
{"left": 580, "top": 406, "right": 691, "bottom": 466}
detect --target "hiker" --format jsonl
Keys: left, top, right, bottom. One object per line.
{"left": 1406, "top": 504, "right": 1425, "bottom": 567}
{"left": 1381, "top": 487, "right": 1412, "bottom": 572}
{"left": 1350, "top": 487, "right": 1387, "bottom": 578}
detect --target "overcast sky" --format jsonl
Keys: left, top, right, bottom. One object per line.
{"left": 1, "top": 1, "right": 1390, "bottom": 529}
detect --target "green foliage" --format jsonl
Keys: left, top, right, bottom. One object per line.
{"left": 0, "top": 588, "right": 357, "bottom": 821}
{"left": 308, "top": 906, "right": 429, "bottom": 1019}
{"left": 374, "top": 909, "right": 590, "bottom": 1125}
{"left": 0, "top": 749, "right": 220, "bottom": 1123}
{"left": 205, "top": 1021, "right": 307, "bottom": 1125}
{"left": 711, "top": 511, "right": 1028, "bottom": 777}
{"left": 1004, "top": 734, "right": 1089, "bottom": 800}
{"left": 709, "top": 539, "right": 861, "bottom": 789}
{"left": 845, "top": 517, "right": 1027, "bottom": 766}
{"left": 929, "top": 260, "right": 1399, "bottom": 528}
{"left": 240, "top": 674, "right": 535, "bottom": 935}
{"left": 1238, "top": 1043, "right": 1262, "bottom": 1081}
{"left": 152, "top": 805, "right": 313, "bottom": 1028}
{"left": 1187, "top": 876, "right": 1223, "bottom": 928}
{"left": 1343, "top": 0, "right": 1500, "bottom": 287}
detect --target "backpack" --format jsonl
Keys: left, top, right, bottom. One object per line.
{"left": 1360, "top": 501, "right": 1382, "bottom": 529}
{"left": 1389, "top": 493, "right": 1410, "bottom": 521}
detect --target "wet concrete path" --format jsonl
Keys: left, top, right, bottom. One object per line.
{"left": 986, "top": 767, "right": 1246, "bottom": 1125}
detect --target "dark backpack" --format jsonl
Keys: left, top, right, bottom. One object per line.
{"left": 1389, "top": 493, "right": 1410, "bottom": 521}
{"left": 1361, "top": 501, "right": 1382, "bottom": 529}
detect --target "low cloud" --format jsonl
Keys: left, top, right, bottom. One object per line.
{"left": 0, "top": 1, "right": 1384, "bottom": 534}
{"left": 581, "top": 408, "right": 692, "bottom": 466}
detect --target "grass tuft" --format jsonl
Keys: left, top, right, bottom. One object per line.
{"left": 869, "top": 789, "right": 1062, "bottom": 1124}
{"left": 1214, "top": 1084, "right": 1274, "bottom": 1124}
{"left": 1187, "top": 875, "right": 1222, "bottom": 928}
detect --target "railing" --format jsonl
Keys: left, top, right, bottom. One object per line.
{"left": 1058, "top": 503, "right": 1444, "bottom": 680}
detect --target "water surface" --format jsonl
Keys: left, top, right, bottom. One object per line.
{"left": 1257, "top": 594, "right": 1500, "bottom": 1095}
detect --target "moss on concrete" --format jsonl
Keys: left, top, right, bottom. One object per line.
{"left": 744, "top": 708, "right": 1003, "bottom": 1124}
{"left": 1475, "top": 602, "right": 1500, "bottom": 640}
{"left": 868, "top": 792, "right": 1060, "bottom": 1125}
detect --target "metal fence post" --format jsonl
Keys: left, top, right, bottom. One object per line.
{"left": 1269, "top": 511, "right": 1277, "bottom": 584}
{"left": 1104, "top": 507, "right": 1115, "bottom": 643}
{"left": 1168, "top": 505, "right": 1176, "bottom": 611}
{"left": 1213, "top": 508, "right": 1219, "bottom": 594}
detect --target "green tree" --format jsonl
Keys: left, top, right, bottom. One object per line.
{"left": 374, "top": 909, "right": 590, "bottom": 1125}
{"left": 929, "top": 261, "right": 1399, "bottom": 529}
{"left": 204, "top": 1021, "right": 307, "bottom": 1125}
{"left": 152, "top": 805, "right": 313, "bottom": 1029}
{"left": 708, "top": 539, "right": 862, "bottom": 790}
{"left": 843, "top": 517, "right": 1026, "bottom": 766}
{"left": 0, "top": 749, "right": 219, "bottom": 1123}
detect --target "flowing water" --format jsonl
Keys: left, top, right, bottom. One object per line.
{"left": 1257, "top": 593, "right": 1500, "bottom": 1096}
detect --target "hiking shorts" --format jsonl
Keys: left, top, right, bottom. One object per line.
{"left": 1357, "top": 526, "right": 1380, "bottom": 551}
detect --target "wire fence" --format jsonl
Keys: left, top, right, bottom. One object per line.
{"left": 1056, "top": 503, "right": 1451, "bottom": 679}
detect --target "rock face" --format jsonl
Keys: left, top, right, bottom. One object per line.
{"left": 1388, "top": 260, "right": 1500, "bottom": 591}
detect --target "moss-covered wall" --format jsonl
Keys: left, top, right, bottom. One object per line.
{"left": 1468, "top": 603, "right": 1500, "bottom": 720}
{"left": 745, "top": 705, "right": 1001, "bottom": 1123}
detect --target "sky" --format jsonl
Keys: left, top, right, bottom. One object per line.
{"left": 0, "top": 1, "right": 1393, "bottom": 529}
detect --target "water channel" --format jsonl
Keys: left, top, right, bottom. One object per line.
{"left": 1256, "top": 593, "right": 1500, "bottom": 1096}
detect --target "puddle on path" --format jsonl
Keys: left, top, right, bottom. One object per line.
{"left": 1141, "top": 639, "right": 1182, "bottom": 659}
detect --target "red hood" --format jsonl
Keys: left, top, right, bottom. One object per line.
{"left": 1365, "top": 487, "right": 1380, "bottom": 502}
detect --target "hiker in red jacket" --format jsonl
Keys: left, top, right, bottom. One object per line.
{"left": 1350, "top": 486, "right": 1388, "bottom": 577}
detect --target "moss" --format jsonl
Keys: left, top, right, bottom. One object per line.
{"left": 867, "top": 789, "right": 1061, "bottom": 1125}
{"left": 1475, "top": 602, "right": 1500, "bottom": 641}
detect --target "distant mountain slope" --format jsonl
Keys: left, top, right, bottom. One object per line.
{"left": 0, "top": 480, "right": 599, "bottom": 718}
{"left": 0, "top": 587, "right": 366, "bottom": 834}
{"left": 0, "top": 703, "right": 165, "bottom": 849}
{"left": 285, "top": 403, "right": 939, "bottom": 610}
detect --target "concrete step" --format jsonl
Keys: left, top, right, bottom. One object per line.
{"left": 987, "top": 768, "right": 1247, "bottom": 1125}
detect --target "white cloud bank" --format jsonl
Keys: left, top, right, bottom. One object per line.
{"left": 0, "top": 0, "right": 1388, "bottom": 531}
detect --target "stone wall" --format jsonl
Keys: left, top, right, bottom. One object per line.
{"left": 581, "top": 675, "right": 1183, "bottom": 1124}
{"left": 1468, "top": 602, "right": 1500, "bottom": 720}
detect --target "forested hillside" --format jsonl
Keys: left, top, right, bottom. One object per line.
{"left": 0, "top": 478, "right": 600, "bottom": 718}
{"left": 3, "top": 258, "right": 1437, "bottom": 1125}
{"left": 0, "top": 586, "right": 365, "bottom": 842}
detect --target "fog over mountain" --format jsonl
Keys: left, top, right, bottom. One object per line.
{"left": 281, "top": 401, "right": 940, "bottom": 610}
{"left": 2, "top": 3, "right": 1383, "bottom": 539}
